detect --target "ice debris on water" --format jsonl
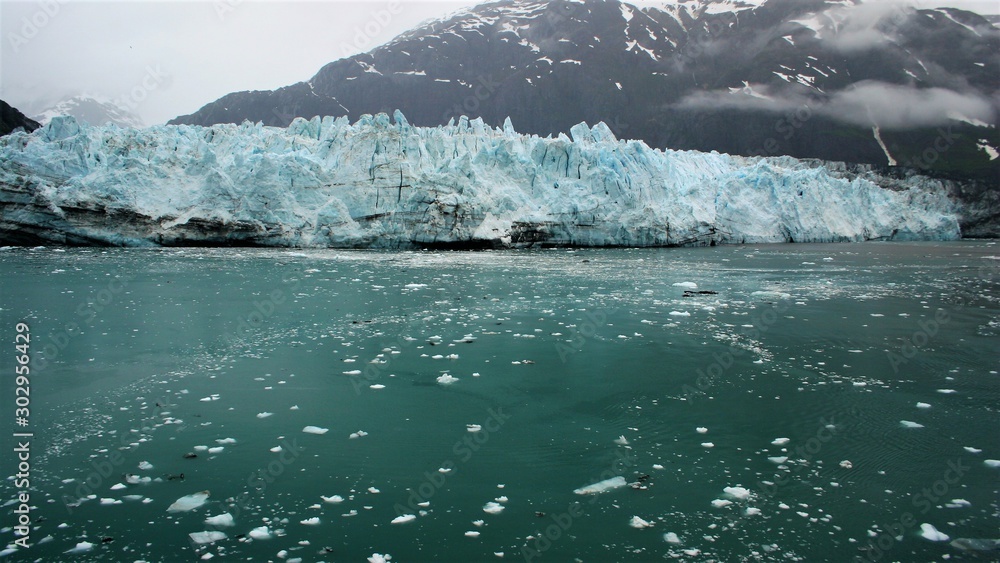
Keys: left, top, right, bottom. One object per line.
{"left": 167, "top": 491, "right": 210, "bottom": 513}
{"left": 574, "top": 476, "right": 627, "bottom": 495}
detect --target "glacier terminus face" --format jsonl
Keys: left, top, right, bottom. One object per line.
{"left": 0, "top": 112, "right": 961, "bottom": 248}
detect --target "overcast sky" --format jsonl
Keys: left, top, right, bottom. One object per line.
{"left": 1, "top": 0, "right": 997, "bottom": 125}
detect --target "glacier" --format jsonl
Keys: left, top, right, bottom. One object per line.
{"left": 0, "top": 111, "right": 961, "bottom": 248}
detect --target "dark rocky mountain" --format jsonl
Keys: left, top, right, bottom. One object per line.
{"left": 1, "top": 100, "right": 40, "bottom": 136}
{"left": 171, "top": 0, "right": 998, "bottom": 184}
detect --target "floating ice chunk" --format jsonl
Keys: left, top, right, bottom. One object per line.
{"left": 370, "top": 384, "right": 386, "bottom": 389}
{"left": 652, "top": 464, "right": 665, "bottom": 470}
{"left": 768, "top": 456, "right": 789, "bottom": 464}
{"left": 696, "top": 427, "right": 708, "bottom": 434}
{"left": 138, "top": 461, "right": 153, "bottom": 470}
{"left": 614, "top": 435, "right": 630, "bottom": 445}
{"left": 368, "top": 487, "right": 380, "bottom": 494}
{"left": 745, "top": 507, "right": 762, "bottom": 516}
{"left": 664, "top": 532, "right": 682, "bottom": 544}
{"left": 711, "top": 499, "right": 733, "bottom": 508}
{"left": 629, "top": 516, "right": 653, "bottom": 528}
{"left": 208, "top": 446, "right": 225, "bottom": 454}
{"left": 205, "top": 513, "right": 235, "bottom": 527}
{"left": 669, "top": 311, "right": 691, "bottom": 317}
{"left": 249, "top": 526, "right": 272, "bottom": 540}
{"left": 771, "top": 437, "right": 790, "bottom": 445}
{"left": 673, "top": 282, "right": 698, "bottom": 289}
{"left": 110, "top": 483, "right": 126, "bottom": 490}
{"left": 945, "top": 499, "right": 971, "bottom": 508}
{"left": 920, "top": 523, "right": 950, "bottom": 542}
{"left": 349, "top": 431, "right": 369, "bottom": 439}
{"left": 916, "top": 402, "right": 931, "bottom": 409}
{"left": 574, "top": 476, "right": 627, "bottom": 495}
{"left": 701, "top": 442, "right": 715, "bottom": 448}
{"left": 405, "top": 284, "right": 427, "bottom": 289}
{"left": 321, "top": 495, "right": 344, "bottom": 504}
{"left": 964, "top": 447, "right": 982, "bottom": 454}
{"left": 483, "top": 502, "right": 505, "bottom": 514}
{"left": 436, "top": 374, "right": 459, "bottom": 385}
{"left": 257, "top": 412, "right": 274, "bottom": 418}
{"left": 302, "top": 426, "right": 329, "bottom": 435}
{"left": 270, "top": 446, "right": 282, "bottom": 453}
{"left": 985, "top": 460, "right": 1000, "bottom": 468}
{"left": 343, "top": 370, "right": 362, "bottom": 375}
{"left": 368, "top": 554, "right": 392, "bottom": 563}
{"left": 100, "top": 498, "right": 121, "bottom": 505}
{"left": 467, "top": 424, "right": 483, "bottom": 432}
{"left": 937, "top": 389, "right": 957, "bottom": 394}
{"left": 189, "top": 531, "right": 227, "bottom": 544}
{"left": 751, "top": 290, "right": 792, "bottom": 300}
{"left": 473, "top": 519, "right": 485, "bottom": 527}
{"left": 464, "top": 531, "right": 481, "bottom": 538}
{"left": 900, "top": 420, "right": 924, "bottom": 428}
{"left": 65, "top": 542, "right": 94, "bottom": 554}
{"left": 839, "top": 460, "right": 854, "bottom": 469}
{"left": 300, "top": 517, "right": 320, "bottom": 525}
{"left": 216, "top": 438, "right": 237, "bottom": 444}
{"left": 723, "top": 487, "right": 751, "bottom": 500}
{"left": 391, "top": 514, "right": 416, "bottom": 524}
{"left": 123, "top": 470, "right": 153, "bottom": 487}
{"left": 167, "top": 491, "right": 210, "bottom": 513}
{"left": 949, "top": 538, "right": 1000, "bottom": 552}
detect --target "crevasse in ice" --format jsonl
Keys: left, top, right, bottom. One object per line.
{"left": 0, "top": 111, "right": 960, "bottom": 247}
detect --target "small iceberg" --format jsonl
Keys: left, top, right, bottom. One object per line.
{"left": 919, "top": 523, "right": 950, "bottom": 542}
{"left": 574, "top": 476, "right": 627, "bottom": 495}
{"left": 248, "top": 526, "right": 272, "bottom": 540}
{"left": 167, "top": 491, "right": 210, "bottom": 513}
{"left": 189, "top": 531, "right": 227, "bottom": 545}
{"left": 900, "top": 420, "right": 925, "bottom": 428}
{"left": 629, "top": 516, "right": 654, "bottom": 528}
{"left": 321, "top": 495, "right": 344, "bottom": 503}
{"left": 483, "top": 501, "right": 505, "bottom": 514}
{"left": 303, "top": 426, "right": 329, "bottom": 435}
{"left": 65, "top": 542, "right": 94, "bottom": 554}
{"left": 204, "top": 513, "right": 235, "bottom": 527}
{"left": 436, "top": 374, "right": 459, "bottom": 385}
{"left": 723, "top": 486, "right": 751, "bottom": 501}
{"left": 391, "top": 514, "right": 417, "bottom": 524}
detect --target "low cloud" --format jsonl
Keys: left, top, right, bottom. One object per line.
{"left": 824, "top": 81, "right": 995, "bottom": 128}
{"left": 675, "top": 81, "right": 996, "bottom": 130}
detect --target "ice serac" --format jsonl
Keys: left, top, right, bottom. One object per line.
{"left": 0, "top": 113, "right": 961, "bottom": 247}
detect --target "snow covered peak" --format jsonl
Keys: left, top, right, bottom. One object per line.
{"left": 638, "top": 0, "right": 768, "bottom": 22}
{"left": 33, "top": 95, "right": 144, "bottom": 129}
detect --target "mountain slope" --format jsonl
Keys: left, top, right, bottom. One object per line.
{"left": 170, "top": 0, "right": 999, "bottom": 183}
{"left": 1, "top": 100, "right": 40, "bottom": 136}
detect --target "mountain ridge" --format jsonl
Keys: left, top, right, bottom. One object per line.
{"left": 169, "top": 0, "right": 998, "bottom": 186}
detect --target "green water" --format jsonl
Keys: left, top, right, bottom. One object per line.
{"left": 0, "top": 243, "right": 998, "bottom": 562}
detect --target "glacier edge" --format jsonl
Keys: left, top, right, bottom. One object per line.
{"left": 0, "top": 112, "right": 962, "bottom": 248}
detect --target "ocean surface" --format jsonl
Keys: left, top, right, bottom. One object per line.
{"left": 0, "top": 242, "right": 998, "bottom": 562}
